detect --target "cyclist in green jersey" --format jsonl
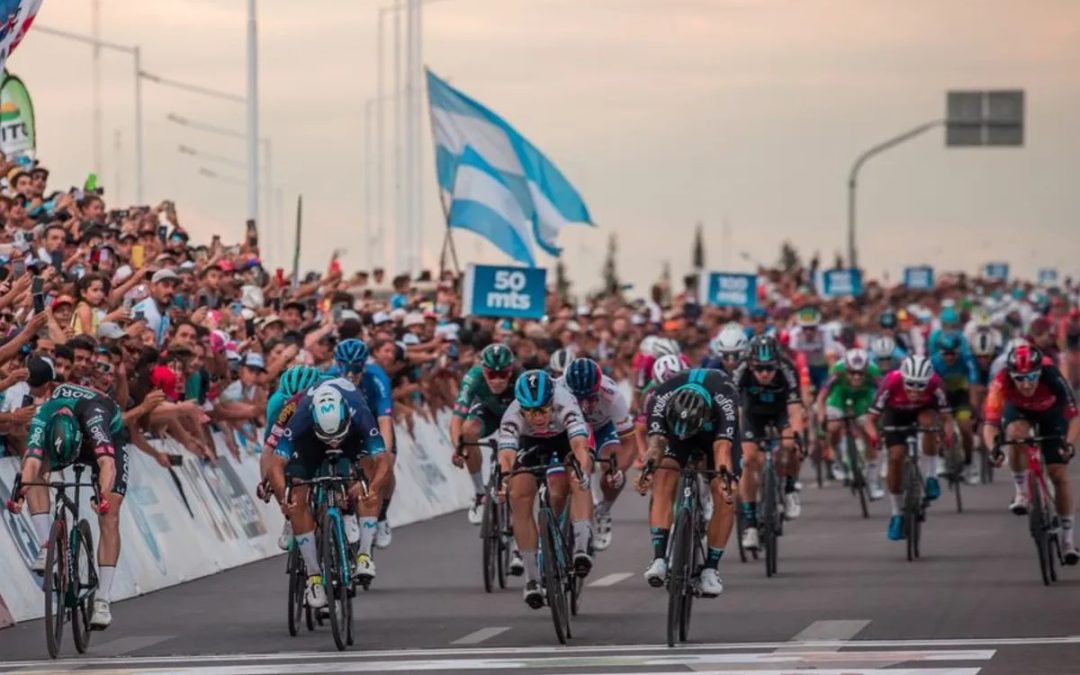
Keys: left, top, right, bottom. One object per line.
{"left": 449, "top": 344, "right": 520, "bottom": 525}
{"left": 816, "top": 348, "right": 884, "bottom": 499}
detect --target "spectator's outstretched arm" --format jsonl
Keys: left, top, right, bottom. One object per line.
{"left": 110, "top": 266, "right": 150, "bottom": 306}
{"left": 0, "top": 275, "right": 31, "bottom": 311}
{"left": 128, "top": 423, "right": 171, "bottom": 468}
{"left": 43, "top": 307, "right": 68, "bottom": 344}
{"left": 0, "top": 312, "right": 48, "bottom": 364}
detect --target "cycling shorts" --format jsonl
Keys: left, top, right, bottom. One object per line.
{"left": 881, "top": 407, "right": 938, "bottom": 448}
{"left": 663, "top": 434, "right": 743, "bottom": 480}
{"left": 62, "top": 439, "right": 130, "bottom": 498}
{"left": 741, "top": 410, "right": 790, "bottom": 444}
{"left": 808, "top": 365, "right": 829, "bottom": 391}
{"left": 285, "top": 439, "right": 365, "bottom": 482}
{"left": 514, "top": 433, "right": 573, "bottom": 474}
{"left": 1001, "top": 403, "right": 1070, "bottom": 465}
{"left": 826, "top": 406, "right": 865, "bottom": 423}
{"left": 465, "top": 401, "right": 504, "bottom": 439}
{"left": 945, "top": 389, "right": 972, "bottom": 421}
{"left": 592, "top": 421, "right": 623, "bottom": 454}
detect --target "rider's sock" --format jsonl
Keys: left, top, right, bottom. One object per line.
{"left": 1012, "top": 471, "right": 1028, "bottom": 496}
{"left": 784, "top": 476, "right": 796, "bottom": 494}
{"left": 651, "top": 527, "right": 670, "bottom": 560}
{"left": 97, "top": 566, "right": 115, "bottom": 602}
{"left": 378, "top": 498, "right": 391, "bottom": 523}
{"left": 1062, "top": 516, "right": 1075, "bottom": 547}
{"left": 741, "top": 501, "right": 758, "bottom": 527}
{"left": 920, "top": 455, "right": 939, "bottom": 478}
{"left": 296, "top": 531, "right": 320, "bottom": 572}
{"left": 704, "top": 547, "right": 724, "bottom": 570}
{"left": 572, "top": 520, "right": 592, "bottom": 552}
{"left": 358, "top": 517, "right": 378, "bottom": 556}
{"left": 889, "top": 493, "right": 903, "bottom": 517}
{"left": 596, "top": 500, "right": 613, "bottom": 517}
{"left": 866, "top": 459, "right": 881, "bottom": 482}
{"left": 521, "top": 549, "right": 539, "bottom": 582}
{"left": 30, "top": 513, "right": 50, "bottom": 546}
{"left": 344, "top": 514, "right": 361, "bottom": 544}
{"left": 470, "top": 471, "right": 484, "bottom": 494}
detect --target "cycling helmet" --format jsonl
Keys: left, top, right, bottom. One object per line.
{"left": 1006, "top": 342, "right": 1043, "bottom": 376}
{"left": 480, "top": 343, "right": 514, "bottom": 371}
{"left": 938, "top": 331, "right": 962, "bottom": 354}
{"left": 652, "top": 354, "right": 686, "bottom": 384}
{"left": 970, "top": 329, "right": 997, "bottom": 357}
{"left": 639, "top": 336, "right": 658, "bottom": 356}
{"left": 940, "top": 307, "right": 960, "bottom": 327}
{"left": 565, "top": 358, "right": 602, "bottom": 397}
{"left": 515, "top": 370, "right": 555, "bottom": 409}
{"left": 843, "top": 348, "right": 869, "bottom": 373}
{"left": 899, "top": 355, "right": 934, "bottom": 387}
{"left": 710, "top": 324, "right": 748, "bottom": 356}
{"left": 870, "top": 335, "right": 896, "bottom": 359}
{"left": 795, "top": 307, "right": 821, "bottom": 328}
{"left": 665, "top": 386, "right": 711, "bottom": 439}
{"left": 548, "top": 349, "right": 572, "bottom": 377}
{"left": 879, "top": 310, "right": 897, "bottom": 329}
{"left": 748, "top": 334, "right": 780, "bottom": 365}
{"left": 652, "top": 338, "right": 681, "bottom": 357}
{"left": 310, "top": 384, "right": 351, "bottom": 447}
{"left": 48, "top": 414, "right": 82, "bottom": 465}
{"left": 279, "top": 365, "right": 323, "bottom": 398}
{"left": 333, "top": 338, "right": 368, "bottom": 371}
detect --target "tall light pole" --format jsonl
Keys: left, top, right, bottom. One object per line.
{"left": 178, "top": 144, "right": 246, "bottom": 170}
{"left": 246, "top": 0, "right": 260, "bottom": 226}
{"left": 91, "top": 0, "right": 102, "bottom": 176}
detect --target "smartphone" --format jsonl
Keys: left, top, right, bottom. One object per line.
{"left": 245, "top": 317, "right": 256, "bottom": 336}
{"left": 197, "top": 295, "right": 209, "bottom": 309}
{"left": 32, "top": 291, "right": 44, "bottom": 314}
{"left": 157, "top": 225, "right": 168, "bottom": 243}
{"left": 90, "top": 247, "right": 101, "bottom": 266}
{"left": 275, "top": 267, "right": 285, "bottom": 286}
{"left": 99, "top": 248, "right": 110, "bottom": 265}
{"left": 12, "top": 259, "right": 25, "bottom": 278}
{"left": 21, "top": 394, "right": 33, "bottom": 408}
{"left": 272, "top": 297, "right": 281, "bottom": 312}
{"left": 211, "top": 234, "right": 221, "bottom": 249}
{"left": 167, "top": 454, "right": 183, "bottom": 467}
{"left": 332, "top": 304, "right": 343, "bottom": 323}
{"left": 133, "top": 308, "right": 145, "bottom": 322}
{"left": 31, "top": 277, "right": 42, "bottom": 295}
{"left": 131, "top": 244, "right": 144, "bottom": 269}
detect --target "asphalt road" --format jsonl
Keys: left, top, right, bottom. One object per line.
{"left": 2, "top": 463, "right": 1080, "bottom": 674}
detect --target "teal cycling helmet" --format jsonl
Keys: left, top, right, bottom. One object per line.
{"left": 514, "top": 370, "right": 555, "bottom": 409}
{"left": 48, "top": 414, "right": 83, "bottom": 465}
{"left": 333, "top": 338, "right": 368, "bottom": 372}
{"left": 480, "top": 343, "right": 514, "bottom": 371}
{"left": 279, "top": 365, "right": 323, "bottom": 397}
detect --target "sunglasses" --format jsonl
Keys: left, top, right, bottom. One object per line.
{"left": 903, "top": 381, "right": 928, "bottom": 391}
{"left": 848, "top": 370, "right": 866, "bottom": 377}
{"left": 753, "top": 365, "right": 776, "bottom": 374}
{"left": 721, "top": 353, "right": 741, "bottom": 361}
{"left": 941, "top": 351, "right": 958, "bottom": 358}
{"left": 95, "top": 361, "right": 114, "bottom": 375}
{"left": 484, "top": 368, "right": 512, "bottom": 380}
{"left": 1010, "top": 371, "right": 1041, "bottom": 384}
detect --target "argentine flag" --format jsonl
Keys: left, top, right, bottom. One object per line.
{"left": 427, "top": 69, "right": 593, "bottom": 262}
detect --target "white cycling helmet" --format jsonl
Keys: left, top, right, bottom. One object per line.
{"left": 843, "top": 348, "right": 869, "bottom": 373}
{"left": 639, "top": 336, "right": 658, "bottom": 356}
{"left": 970, "top": 329, "right": 998, "bottom": 357}
{"left": 711, "top": 324, "right": 748, "bottom": 356}
{"left": 652, "top": 338, "right": 681, "bottom": 357}
{"left": 899, "top": 355, "right": 934, "bottom": 387}
{"left": 652, "top": 354, "right": 686, "bottom": 384}
{"left": 311, "top": 384, "right": 351, "bottom": 447}
{"left": 549, "top": 348, "right": 572, "bottom": 377}
{"left": 869, "top": 336, "right": 896, "bottom": 360}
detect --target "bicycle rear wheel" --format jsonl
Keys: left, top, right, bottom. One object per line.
{"left": 497, "top": 500, "right": 510, "bottom": 590}
{"left": 761, "top": 467, "right": 778, "bottom": 577}
{"left": 319, "top": 514, "right": 349, "bottom": 651}
{"left": 903, "top": 462, "right": 921, "bottom": 561}
{"left": 43, "top": 520, "right": 68, "bottom": 659}
{"left": 286, "top": 545, "right": 304, "bottom": 636}
{"left": 481, "top": 495, "right": 496, "bottom": 593}
{"left": 539, "top": 510, "right": 569, "bottom": 644}
{"left": 667, "top": 504, "right": 692, "bottom": 647}
{"left": 1028, "top": 475, "right": 1053, "bottom": 586}
{"left": 847, "top": 434, "right": 869, "bottom": 519}
{"left": 71, "top": 521, "right": 95, "bottom": 654}
{"left": 735, "top": 497, "right": 747, "bottom": 563}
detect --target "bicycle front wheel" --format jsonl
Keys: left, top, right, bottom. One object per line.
{"left": 846, "top": 434, "right": 869, "bottom": 519}
{"left": 497, "top": 500, "right": 510, "bottom": 590}
{"left": 481, "top": 495, "right": 496, "bottom": 593}
{"left": 1028, "top": 475, "right": 1053, "bottom": 586}
{"left": 903, "top": 462, "right": 921, "bottom": 562}
{"left": 286, "top": 545, "right": 304, "bottom": 637}
{"left": 539, "top": 509, "right": 569, "bottom": 644}
{"left": 43, "top": 520, "right": 68, "bottom": 659}
{"left": 319, "top": 514, "right": 349, "bottom": 651}
{"left": 761, "top": 467, "right": 779, "bottom": 578}
{"left": 667, "top": 504, "right": 692, "bottom": 647}
{"left": 71, "top": 520, "right": 95, "bottom": 654}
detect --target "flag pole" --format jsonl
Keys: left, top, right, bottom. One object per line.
{"left": 424, "top": 66, "right": 460, "bottom": 277}
{"left": 291, "top": 194, "right": 303, "bottom": 289}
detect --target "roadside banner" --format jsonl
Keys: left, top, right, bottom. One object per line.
{"left": 984, "top": 262, "right": 1009, "bottom": 281}
{"left": 461, "top": 263, "right": 546, "bottom": 319}
{"left": 0, "top": 71, "right": 34, "bottom": 161}
{"left": 903, "top": 266, "right": 934, "bottom": 290}
{"left": 1038, "top": 268, "right": 1057, "bottom": 286}
{"left": 699, "top": 272, "right": 757, "bottom": 309}
{"left": 818, "top": 269, "right": 863, "bottom": 298}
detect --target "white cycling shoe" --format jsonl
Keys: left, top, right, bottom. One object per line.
{"left": 305, "top": 576, "right": 328, "bottom": 609}
{"left": 89, "top": 599, "right": 112, "bottom": 630}
{"left": 741, "top": 526, "right": 760, "bottom": 550}
{"left": 278, "top": 521, "right": 294, "bottom": 551}
{"left": 508, "top": 551, "right": 525, "bottom": 576}
{"left": 467, "top": 495, "right": 484, "bottom": 526}
{"left": 31, "top": 547, "right": 47, "bottom": 574}
{"left": 523, "top": 580, "right": 543, "bottom": 609}
{"left": 375, "top": 520, "right": 392, "bottom": 549}
{"left": 594, "top": 511, "right": 613, "bottom": 551}
{"left": 831, "top": 462, "right": 847, "bottom": 482}
{"left": 698, "top": 568, "right": 723, "bottom": 597}
{"left": 869, "top": 482, "right": 886, "bottom": 501}
{"left": 644, "top": 557, "right": 667, "bottom": 587}
{"left": 784, "top": 492, "right": 802, "bottom": 520}
{"left": 355, "top": 553, "right": 376, "bottom": 582}
{"left": 1009, "top": 493, "right": 1030, "bottom": 516}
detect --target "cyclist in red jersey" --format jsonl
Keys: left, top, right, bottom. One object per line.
{"left": 1057, "top": 308, "right": 1080, "bottom": 390}
{"left": 864, "top": 355, "right": 957, "bottom": 541}
{"left": 982, "top": 343, "right": 1080, "bottom": 564}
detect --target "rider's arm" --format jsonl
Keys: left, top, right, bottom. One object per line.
{"left": 495, "top": 403, "right": 522, "bottom": 474}
{"left": 559, "top": 391, "right": 593, "bottom": 475}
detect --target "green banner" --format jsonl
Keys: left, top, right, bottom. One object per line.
{"left": 0, "top": 72, "right": 34, "bottom": 161}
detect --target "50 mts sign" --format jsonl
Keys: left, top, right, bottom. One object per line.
{"left": 464, "top": 264, "right": 547, "bottom": 319}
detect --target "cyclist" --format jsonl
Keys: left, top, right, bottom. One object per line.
{"left": 879, "top": 309, "right": 915, "bottom": 356}
{"left": 562, "top": 357, "right": 636, "bottom": 551}
{"left": 864, "top": 355, "right": 956, "bottom": 541}
{"left": 264, "top": 381, "right": 391, "bottom": 607}
{"left": 927, "top": 306, "right": 964, "bottom": 356}
{"left": 816, "top": 348, "right": 884, "bottom": 499}
{"left": 1058, "top": 307, "right": 1080, "bottom": 390}
{"left": 703, "top": 323, "right": 747, "bottom": 373}
{"left": 328, "top": 338, "right": 396, "bottom": 549}
{"left": 496, "top": 370, "right": 593, "bottom": 608}
{"left": 12, "top": 380, "right": 129, "bottom": 630}
{"left": 449, "top": 343, "right": 519, "bottom": 526}
{"left": 548, "top": 348, "right": 573, "bottom": 379}
{"left": 733, "top": 335, "right": 805, "bottom": 551}
{"left": 929, "top": 332, "right": 980, "bottom": 475}
{"left": 869, "top": 335, "right": 905, "bottom": 375}
{"left": 789, "top": 307, "right": 836, "bottom": 393}
{"left": 982, "top": 343, "right": 1080, "bottom": 564}
{"left": 636, "top": 368, "right": 740, "bottom": 597}
{"left": 634, "top": 355, "right": 687, "bottom": 467}
{"left": 261, "top": 365, "right": 327, "bottom": 550}
{"left": 746, "top": 307, "right": 772, "bottom": 337}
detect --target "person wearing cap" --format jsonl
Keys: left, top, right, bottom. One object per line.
{"left": 258, "top": 314, "right": 285, "bottom": 342}
{"left": 281, "top": 300, "right": 306, "bottom": 332}
{"left": 132, "top": 268, "right": 180, "bottom": 347}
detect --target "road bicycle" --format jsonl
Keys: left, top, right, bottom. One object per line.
{"left": 835, "top": 401, "right": 870, "bottom": 519}
{"left": 757, "top": 426, "right": 800, "bottom": 578}
{"left": 459, "top": 439, "right": 513, "bottom": 593}
{"left": 882, "top": 425, "right": 941, "bottom": 562}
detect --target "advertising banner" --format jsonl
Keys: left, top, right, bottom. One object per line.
{"left": 818, "top": 269, "right": 863, "bottom": 298}
{"left": 699, "top": 272, "right": 757, "bottom": 309}
{"left": 0, "top": 71, "right": 34, "bottom": 161}
{"left": 462, "top": 263, "right": 547, "bottom": 319}
{"left": 903, "top": 266, "right": 934, "bottom": 290}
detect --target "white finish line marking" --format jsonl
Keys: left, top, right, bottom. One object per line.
{"left": 777, "top": 619, "right": 871, "bottom": 653}
{"left": 589, "top": 572, "right": 633, "bottom": 587}
{"left": 451, "top": 626, "right": 510, "bottom": 645}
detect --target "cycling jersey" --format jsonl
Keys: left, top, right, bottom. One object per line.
{"left": 927, "top": 329, "right": 973, "bottom": 360}
{"left": 869, "top": 370, "right": 951, "bottom": 415}
{"left": 266, "top": 381, "right": 387, "bottom": 463}
{"left": 26, "top": 384, "right": 129, "bottom": 496}
{"left": 822, "top": 361, "right": 882, "bottom": 417}
{"left": 1060, "top": 319, "right": 1080, "bottom": 350}
{"left": 497, "top": 381, "right": 588, "bottom": 451}
{"left": 789, "top": 326, "right": 834, "bottom": 369}
{"left": 983, "top": 364, "right": 1078, "bottom": 427}
{"left": 564, "top": 374, "right": 633, "bottom": 449}
{"left": 929, "top": 352, "right": 978, "bottom": 392}
{"left": 646, "top": 368, "right": 741, "bottom": 473}
{"left": 453, "top": 365, "right": 518, "bottom": 419}
{"left": 322, "top": 365, "right": 393, "bottom": 418}
{"left": 731, "top": 358, "right": 801, "bottom": 417}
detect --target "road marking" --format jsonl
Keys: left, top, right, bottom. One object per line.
{"left": 777, "top": 619, "right": 871, "bottom": 653}
{"left": 18, "top": 669, "right": 983, "bottom": 675}
{"left": 589, "top": 572, "right": 633, "bottom": 587}
{"left": 91, "top": 634, "right": 175, "bottom": 656}
{"left": 450, "top": 626, "right": 510, "bottom": 645}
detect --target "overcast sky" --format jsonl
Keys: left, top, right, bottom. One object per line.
{"left": 10, "top": 0, "right": 1080, "bottom": 293}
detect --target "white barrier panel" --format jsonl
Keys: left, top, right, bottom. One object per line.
{"left": 0, "top": 410, "right": 473, "bottom": 625}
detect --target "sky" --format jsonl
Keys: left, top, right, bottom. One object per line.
{"left": 9, "top": 0, "right": 1080, "bottom": 294}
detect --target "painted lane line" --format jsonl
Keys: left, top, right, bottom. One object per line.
{"left": 451, "top": 626, "right": 510, "bottom": 645}
{"left": 15, "top": 669, "right": 983, "bottom": 675}
{"left": 777, "top": 619, "right": 871, "bottom": 653}
{"left": 588, "top": 572, "right": 633, "bottom": 587}
{"left": 90, "top": 634, "right": 175, "bottom": 657}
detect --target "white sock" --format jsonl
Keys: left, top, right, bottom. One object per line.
{"left": 296, "top": 532, "right": 320, "bottom": 574}
{"left": 572, "top": 520, "right": 592, "bottom": 552}
{"left": 359, "top": 516, "right": 378, "bottom": 556}
{"left": 920, "top": 455, "right": 939, "bottom": 477}
{"left": 344, "top": 514, "right": 360, "bottom": 545}
{"left": 890, "top": 493, "right": 903, "bottom": 516}
{"left": 1062, "top": 516, "right": 1075, "bottom": 547}
{"left": 1012, "top": 472, "right": 1028, "bottom": 496}
{"left": 97, "top": 565, "right": 115, "bottom": 603}
{"left": 866, "top": 460, "right": 881, "bottom": 484}
{"left": 596, "top": 500, "right": 613, "bottom": 518}
{"left": 31, "top": 513, "right": 51, "bottom": 546}
{"left": 470, "top": 471, "right": 484, "bottom": 495}
{"left": 521, "top": 549, "right": 539, "bottom": 582}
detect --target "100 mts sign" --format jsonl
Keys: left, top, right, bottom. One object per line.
{"left": 464, "top": 264, "right": 547, "bottom": 319}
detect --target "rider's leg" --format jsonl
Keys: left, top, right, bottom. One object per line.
{"left": 739, "top": 442, "right": 762, "bottom": 527}
{"left": 886, "top": 445, "right": 906, "bottom": 516}
{"left": 1006, "top": 419, "right": 1031, "bottom": 505}
{"left": 288, "top": 485, "right": 318, "bottom": 570}
{"left": 26, "top": 456, "right": 51, "bottom": 550}
{"left": 648, "top": 457, "right": 680, "bottom": 560}
{"left": 509, "top": 474, "right": 540, "bottom": 583}
{"left": 462, "top": 418, "right": 486, "bottom": 496}
{"left": 705, "top": 476, "right": 735, "bottom": 568}
{"left": 958, "top": 412, "right": 974, "bottom": 467}
{"left": 917, "top": 409, "right": 940, "bottom": 476}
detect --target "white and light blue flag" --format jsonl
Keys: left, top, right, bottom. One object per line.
{"left": 427, "top": 69, "right": 592, "bottom": 259}
{"left": 448, "top": 146, "right": 536, "bottom": 266}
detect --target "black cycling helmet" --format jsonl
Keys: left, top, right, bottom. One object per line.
{"left": 748, "top": 334, "right": 779, "bottom": 365}
{"left": 665, "top": 386, "right": 711, "bottom": 439}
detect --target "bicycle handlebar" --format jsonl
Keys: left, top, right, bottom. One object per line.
{"left": 881, "top": 425, "right": 943, "bottom": 433}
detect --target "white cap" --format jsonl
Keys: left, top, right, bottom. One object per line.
{"left": 372, "top": 311, "right": 392, "bottom": 325}
{"left": 403, "top": 312, "right": 425, "bottom": 328}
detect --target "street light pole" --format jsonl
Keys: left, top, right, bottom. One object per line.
{"left": 91, "top": 0, "right": 102, "bottom": 176}
{"left": 847, "top": 119, "right": 943, "bottom": 270}
{"left": 246, "top": 0, "right": 260, "bottom": 225}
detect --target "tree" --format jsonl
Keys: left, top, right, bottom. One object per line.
{"left": 833, "top": 250, "right": 845, "bottom": 270}
{"left": 602, "top": 233, "right": 621, "bottom": 296}
{"left": 692, "top": 222, "right": 705, "bottom": 270}
{"left": 555, "top": 259, "right": 571, "bottom": 303}
{"left": 778, "top": 240, "right": 802, "bottom": 272}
